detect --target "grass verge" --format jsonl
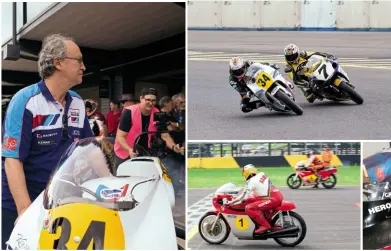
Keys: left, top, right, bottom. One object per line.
{"left": 188, "top": 166, "right": 360, "bottom": 188}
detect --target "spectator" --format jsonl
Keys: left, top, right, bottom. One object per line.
{"left": 171, "top": 93, "right": 186, "bottom": 145}
{"left": 321, "top": 145, "right": 333, "bottom": 167}
{"left": 85, "top": 99, "right": 107, "bottom": 137}
{"left": 1, "top": 33, "right": 93, "bottom": 249}
{"left": 107, "top": 99, "right": 121, "bottom": 137}
{"left": 114, "top": 88, "right": 183, "bottom": 167}
{"left": 158, "top": 95, "right": 185, "bottom": 198}
{"left": 120, "top": 94, "right": 137, "bottom": 110}
{"left": 158, "top": 96, "right": 182, "bottom": 132}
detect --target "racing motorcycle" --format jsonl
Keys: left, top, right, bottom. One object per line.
{"left": 198, "top": 182, "right": 307, "bottom": 247}
{"left": 286, "top": 160, "right": 338, "bottom": 189}
{"left": 6, "top": 132, "right": 184, "bottom": 250}
{"left": 244, "top": 63, "right": 303, "bottom": 115}
{"left": 363, "top": 148, "right": 391, "bottom": 250}
{"left": 299, "top": 55, "right": 364, "bottom": 104}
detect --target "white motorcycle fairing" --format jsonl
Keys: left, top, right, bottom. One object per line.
{"left": 246, "top": 63, "right": 296, "bottom": 112}
{"left": 6, "top": 157, "right": 177, "bottom": 250}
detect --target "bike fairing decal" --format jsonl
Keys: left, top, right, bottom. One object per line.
{"left": 368, "top": 202, "right": 391, "bottom": 215}
{"left": 95, "top": 184, "right": 129, "bottom": 202}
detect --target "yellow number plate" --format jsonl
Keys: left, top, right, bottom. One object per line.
{"left": 235, "top": 216, "right": 250, "bottom": 230}
{"left": 255, "top": 72, "right": 274, "bottom": 91}
{"left": 39, "top": 203, "right": 125, "bottom": 250}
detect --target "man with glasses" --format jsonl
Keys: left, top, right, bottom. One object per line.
{"left": 1, "top": 34, "right": 93, "bottom": 249}
{"left": 114, "top": 88, "right": 184, "bottom": 167}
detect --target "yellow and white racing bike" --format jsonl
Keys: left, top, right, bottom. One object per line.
{"left": 301, "top": 55, "right": 364, "bottom": 104}
{"left": 244, "top": 63, "right": 304, "bottom": 115}
{"left": 6, "top": 134, "right": 183, "bottom": 250}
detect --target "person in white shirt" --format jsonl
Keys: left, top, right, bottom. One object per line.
{"left": 228, "top": 164, "right": 283, "bottom": 234}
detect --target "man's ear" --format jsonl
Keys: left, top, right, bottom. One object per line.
{"left": 53, "top": 57, "right": 62, "bottom": 71}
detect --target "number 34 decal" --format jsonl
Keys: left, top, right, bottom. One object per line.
{"left": 49, "top": 218, "right": 105, "bottom": 250}
{"left": 39, "top": 203, "right": 125, "bottom": 250}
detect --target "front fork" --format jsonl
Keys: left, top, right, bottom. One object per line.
{"left": 293, "top": 173, "right": 300, "bottom": 183}
{"left": 209, "top": 213, "right": 221, "bottom": 234}
{"left": 278, "top": 211, "right": 294, "bottom": 228}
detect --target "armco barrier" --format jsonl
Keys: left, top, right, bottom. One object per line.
{"left": 188, "top": 1, "right": 391, "bottom": 31}
{"left": 188, "top": 155, "right": 360, "bottom": 168}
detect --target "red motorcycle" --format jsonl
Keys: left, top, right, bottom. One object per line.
{"left": 198, "top": 182, "right": 307, "bottom": 247}
{"left": 286, "top": 160, "right": 338, "bottom": 189}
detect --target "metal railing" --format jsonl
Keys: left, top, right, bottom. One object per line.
{"left": 188, "top": 142, "right": 361, "bottom": 158}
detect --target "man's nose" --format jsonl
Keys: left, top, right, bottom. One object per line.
{"left": 81, "top": 62, "right": 86, "bottom": 71}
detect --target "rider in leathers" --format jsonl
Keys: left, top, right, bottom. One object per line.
{"left": 229, "top": 56, "right": 293, "bottom": 113}
{"left": 305, "top": 151, "right": 325, "bottom": 187}
{"left": 85, "top": 99, "right": 107, "bottom": 137}
{"left": 227, "top": 164, "right": 284, "bottom": 234}
{"left": 283, "top": 43, "right": 338, "bottom": 103}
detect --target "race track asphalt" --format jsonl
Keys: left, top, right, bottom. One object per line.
{"left": 188, "top": 31, "right": 391, "bottom": 140}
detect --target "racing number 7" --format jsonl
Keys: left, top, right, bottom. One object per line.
{"left": 50, "top": 217, "right": 105, "bottom": 250}
{"left": 318, "top": 64, "right": 329, "bottom": 79}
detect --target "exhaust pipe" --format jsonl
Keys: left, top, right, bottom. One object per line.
{"left": 254, "top": 226, "right": 299, "bottom": 238}
{"left": 268, "top": 233, "right": 299, "bottom": 238}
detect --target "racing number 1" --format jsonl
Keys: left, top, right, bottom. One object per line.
{"left": 239, "top": 218, "right": 244, "bottom": 227}
{"left": 50, "top": 217, "right": 105, "bottom": 250}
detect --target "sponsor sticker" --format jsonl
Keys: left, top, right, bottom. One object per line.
{"left": 69, "top": 109, "right": 80, "bottom": 124}
{"left": 3, "top": 137, "right": 17, "bottom": 150}
{"left": 96, "top": 184, "right": 129, "bottom": 202}
{"left": 15, "top": 233, "right": 30, "bottom": 250}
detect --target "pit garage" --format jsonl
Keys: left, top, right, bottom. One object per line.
{"left": 2, "top": 2, "right": 185, "bottom": 116}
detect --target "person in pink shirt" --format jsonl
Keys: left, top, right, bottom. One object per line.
{"left": 106, "top": 99, "right": 121, "bottom": 137}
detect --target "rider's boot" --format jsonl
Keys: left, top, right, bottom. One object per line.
{"left": 253, "top": 214, "right": 272, "bottom": 234}
{"left": 297, "top": 84, "right": 316, "bottom": 103}
{"left": 241, "top": 98, "right": 264, "bottom": 113}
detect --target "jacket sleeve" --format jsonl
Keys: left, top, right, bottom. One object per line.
{"left": 229, "top": 75, "right": 248, "bottom": 96}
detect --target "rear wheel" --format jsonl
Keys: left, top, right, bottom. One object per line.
{"left": 272, "top": 211, "right": 307, "bottom": 247}
{"left": 274, "top": 90, "right": 303, "bottom": 115}
{"left": 321, "top": 174, "right": 337, "bottom": 189}
{"left": 338, "top": 82, "right": 364, "bottom": 104}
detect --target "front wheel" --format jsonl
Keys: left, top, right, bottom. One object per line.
{"left": 198, "top": 212, "right": 230, "bottom": 244}
{"left": 338, "top": 81, "right": 364, "bottom": 104}
{"left": 274, "top": 90, "right": 303, "bottom": 115}
{"left": 322, "top": 174, "right": 337, "bottom": 189}
{"left": 272, "top": 211, "right": 307, "bottom": 247}
{"left": 286, "top": 173, "right": 302, "bottom": 189}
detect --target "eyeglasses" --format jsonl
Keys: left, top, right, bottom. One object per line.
{"left": 144, "top": 98, "right": 157, "bottom": 103}
{"left": 61, "top": 114, "right": 71, "bottom": 141}
{"left": 61, "top": 56, "right": 84, "bottom": 65}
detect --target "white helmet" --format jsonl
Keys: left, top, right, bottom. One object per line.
{"left": 284, "top": 44, "right": 300, "bottom": 64}
{"left": 229, "top": 56, "right": 246, "bottom": 79}
{"left": 306, "top": 150, "right": 315, "bottom": 158}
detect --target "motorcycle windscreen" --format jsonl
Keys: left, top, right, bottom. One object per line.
{"left": 243, "top": 63, "right": 262, "bottom": 83}
{"left": 37, "top": 137, "right": 143, "bottom": 250}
